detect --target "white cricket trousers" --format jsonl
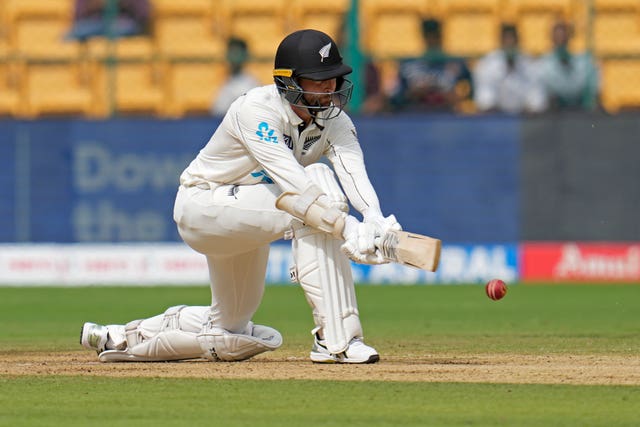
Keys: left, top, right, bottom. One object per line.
{"left": 173, "top": 183, "right": 292, "bottom": 333}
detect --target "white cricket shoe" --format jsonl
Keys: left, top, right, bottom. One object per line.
{"left": 80, "top": 322, "right": 109, "bottom": 354}
{"left": 310, "top": 335, "right": 380, "bottom": 364}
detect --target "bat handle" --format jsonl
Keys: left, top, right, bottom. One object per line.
{"left": 375, "top": 231, "right": 399, "bottom": 262}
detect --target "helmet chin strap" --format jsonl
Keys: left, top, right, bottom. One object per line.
{"left": 301, "top": 94, "right": 327, "bottom": 114}
{"left": 297, "top": 95, "right": 331, "bottom": 128}
{"left": 298, "top": 104, "right": 326, "bottom": 130}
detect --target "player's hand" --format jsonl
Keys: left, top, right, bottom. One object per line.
{"left": 341, "top": 216, "right": 387, "bottom": 265}
{"left": 363, "top": 211, "right": 402, "bottom": 237}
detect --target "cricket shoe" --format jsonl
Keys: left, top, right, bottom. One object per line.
{"left": 80, "top": 322, "right": 109, "bottom": 354}
{"left": 310, "top": 335, "right": 380, "bottom": 364}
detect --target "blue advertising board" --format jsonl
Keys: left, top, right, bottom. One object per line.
{"left": 357, "top": 114, "right": 519, "bottom": 243}
{"left": 0, "top": 115, "right": 520, "bottom": 243}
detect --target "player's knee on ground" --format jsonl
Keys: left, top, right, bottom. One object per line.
{"left": 98, "top": 305, "right": 282, "bottom": 362}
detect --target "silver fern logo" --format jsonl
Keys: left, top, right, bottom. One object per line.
{"left": 319, "top": 42, "right": 331, "bottom": 62}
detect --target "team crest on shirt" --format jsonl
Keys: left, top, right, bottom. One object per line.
{"left": 256, "top": 122, "right": 278, "bottom": 143}
{"left": 302, "top": 135, "right": 321, "bottom": 154}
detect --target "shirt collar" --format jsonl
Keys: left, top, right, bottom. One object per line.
{"left": 281, "top": 93, "right": 305, "bottom": 127}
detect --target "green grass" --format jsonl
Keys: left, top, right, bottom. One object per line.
{"left": 1, "top": 284, "right": 639, "bottom": 426}
{"left": 1, "top": 284, "right": 638, "bottom": 354}
{"left": 0, "top": 377, "right": 638, "bottom": 427}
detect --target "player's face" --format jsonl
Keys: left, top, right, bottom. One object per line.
{"left": 298, "top": 78, "right": 337, "bottom": 107}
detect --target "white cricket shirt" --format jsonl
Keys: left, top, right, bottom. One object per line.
{"left": 180, "top": 84, "right": 382, "bottom": 215}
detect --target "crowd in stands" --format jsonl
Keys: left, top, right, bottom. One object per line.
{"left": 209, "top": 37, "right": 260, "bottom": 116}
{"left": 380, "top": 17, "right": 599, "bottom": 115}
{"left": 53, "top": 1, "right": 602, "bottom": 117}
{"left": 218, "top": 17, "right": 597, "bottom": 117}
{"left": 227, "top": 16, "right": 599, "bottom": 116}
{"left": 65, "top": 0, "right": 151, "bottom": 41}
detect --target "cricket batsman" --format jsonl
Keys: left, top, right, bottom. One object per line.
{"left": 80, "top": 29, "right": 402, "bottom": 364}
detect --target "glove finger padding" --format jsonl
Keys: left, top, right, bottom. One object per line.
{"left": 357, "top": 222, "right": 376, "bottom": 253}
{"left": 340, "top": 239, "right": 387, "bottom": 265}
{"left": 343, "top": 216, "right": 376, "bottom": 254}
{"left": 382, "top": 214, "right": 402, "bottom": 233}
{"left": 342, "top": 216, "right": 387, "bottom": 264}
{"left": 363, "top": 212, "right": 403, "bottom": 237}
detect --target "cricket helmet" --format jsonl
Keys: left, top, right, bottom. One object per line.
{"left": 273, "top": 29, "right": 353, "bottom": 119}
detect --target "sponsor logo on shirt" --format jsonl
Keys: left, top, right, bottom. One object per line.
{"left": 256, "top": 122, "right": 278, "bottom": 143}
{"left": 251, "top": 169, "right": 274, "bottom": 184}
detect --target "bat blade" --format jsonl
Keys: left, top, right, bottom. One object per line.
{"left": 377, "top": 230, "right": 441, "bottom": 272}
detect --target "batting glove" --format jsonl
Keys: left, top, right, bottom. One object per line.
{"left": 363, "top": 210, "right": 402, "bottom": 236}
{"left": 341, "top": 216, "right": 387, "bottom": 265}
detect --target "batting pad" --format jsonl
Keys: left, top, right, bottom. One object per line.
{"left": 292, "top": 225, "right": 363, "bottom": 354}
{"left": 98, "top": 306, "right": 282, "bottom": 362}
{"left": 197, "top": 322, "right": 283, "bottom": 362}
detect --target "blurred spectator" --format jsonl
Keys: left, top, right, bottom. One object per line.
{"left": 359, "top": 58, "right": 385, "bottom": 114}
{"left": 337, "top": 15, "right": 385, "bottom": 114}
{"left": 210, "top": 37, "right": 260, "bottom": 116}
{"left": 65, "top": 0, "right": 150, "bottom": 41}
{"left": 473, "top": 24, "right": 547, "bottom": 114}
{"left": 388, "top": 18, "right": 473, "bottom": 113}
{"left": 538, "top": 20, "right": 599, "bottom": 111}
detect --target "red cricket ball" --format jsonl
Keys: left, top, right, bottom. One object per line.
{"left": 485, "top": 279, "right": 507, "bottom": 301}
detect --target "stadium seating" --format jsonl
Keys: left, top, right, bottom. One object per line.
{"left": 152, "top": 0, "right": 224, "bottom": 60}
{"left": 440, "top": 0, "right": 502, "bottom": 57}
{"left": 221, "top": 0, "right": 289, "bottom": 59}
{"left": 85, "top": 36, "right": 154, "bottom": 60}
{"left": 116, "top": 62, "right": 166, "bottom": 115}
{"left": 360, "top": 0, "right": 429, "bottom": 59}
{"left": 290, "top": 0, "right": 349, "bottom": 39}
{"left": 592, "top": 0, "right": 640, "bottom": 55}
{"left": 600, "top": 59, "right": 640, "bottom": 112}
{"left": 150, "top": 0, "right": 215, "bottom": 16}
{"left": 163, "top": 60, "right": 227, "bottom": 117}
{"left": 0, "top": 59, "right": 21, "bottom": 117}
{"left": 5, "top": 0, "right": 80, "bottom": 60}
{"left": 0, "top": 0, "right": 7, "bottom": 41}
{"left": 154, "top": 16, "right": 225, "bottom": 59}
{"left": 22, "top": 61, "right": 93, "bottom": 117}
{"left": 1, "top": 0, "right": 640, "bottom": 116}
{"left": 0, "top": 7, "right": 17, "bottom": 116}
{"left": 245, "top": 60, "right": 276, "bottom": 86}
{"left": 508, "top": 0, "right": 574, "bottom": 55}
{"left": 3, "top": 0, "right": 91, "bottom": 116}
{"left": 83, "top": 36, "right": 159, "bottom": 117}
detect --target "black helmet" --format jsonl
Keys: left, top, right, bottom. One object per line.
{"left": 273, "top": 29, "right": 353, "bottom": 119}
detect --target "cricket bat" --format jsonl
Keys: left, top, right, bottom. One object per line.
{"left": 376, "top": 230, "right": 442, "bottom": 272}
{"left": 274, "top": 191, "right": 441, "bottom": 271}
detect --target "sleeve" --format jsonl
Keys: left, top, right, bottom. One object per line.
{"left": 232, "top": 98, "right": 316, "bottom": 195}
{"left": 473, "top": 55, "right": 498, "bottom": 111}
{"left": 325, "top": 114, "right": 383, "bottom": 217}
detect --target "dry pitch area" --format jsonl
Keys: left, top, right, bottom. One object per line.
{"left": 3, "top": 351, "right": 639, "bottom": 386}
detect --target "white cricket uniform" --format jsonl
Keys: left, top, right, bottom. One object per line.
{"left": 173, "top": 84, "right": 383, "bottom": 333}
